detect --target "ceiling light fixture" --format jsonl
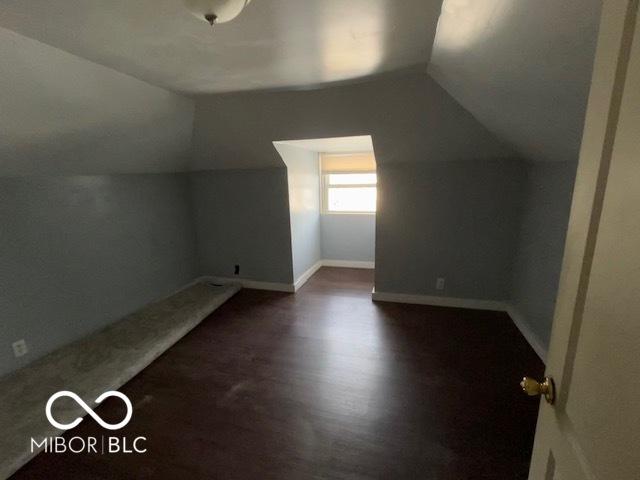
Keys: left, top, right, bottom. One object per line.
{"left": 184, "top": 0, "right": 253, "bottom": 26}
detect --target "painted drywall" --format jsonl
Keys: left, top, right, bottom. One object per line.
{"left": 0, "top": 0, "right": 444, "bottom": 94}
{"left": 321, "top": 215, "right": 376, "bottom": 263}
{"left": 0, "top": 174, "right": 197, "bottom": 377}
{"left": 277, "top": 136, "right": 374, "bottom": 154}
{"left": 191, "top": 70, "right": 511, "bottom": 170}
{"left": 274, "top": 144, "right": 322, "bottom": 282}
{"left": 429, "top": 0, "right": 601, "bottom": 164}
{"left": 273, "top": 138, "right": 377, "bottom": 265}
{"left": 0, "top": 27, "right": 194, "bottom": 176}
{"left": 0, "top": 27, "right": 200, "bottom": 377}
{"left": 375, "top": 160, "right": 524, "bottom": 300}
{"left": 511, "top": 162, "right": 577, "bottom": 351}
{"left": 190, "top": 168, "right": 294, "bottom": 284}
{"left": 191, "top": 70, "right": 515, "bottom": 293}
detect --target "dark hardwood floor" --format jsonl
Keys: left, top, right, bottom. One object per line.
{"left": 13, "top": 268, "right": 544, "bottom": 479}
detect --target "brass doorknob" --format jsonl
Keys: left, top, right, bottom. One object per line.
{"left": 520, "top": 376, "right": 555, "bottom": 404}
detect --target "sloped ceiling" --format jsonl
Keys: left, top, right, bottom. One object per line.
{"left": 0, "top": 27, "right": 194, "bottom": 176}
{"left": 192, "top": 70, "right": 512, "bottom": 170}
{"left": 274, "top": 136, "right": 374, "bottom": 154}
{"left": 0, "top": 0, "right": 443, "bottom": 94}
{"left": 429, "top": 0, "right": 602, "bottom": 163}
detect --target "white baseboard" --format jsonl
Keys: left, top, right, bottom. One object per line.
{"left": 372, "top": 289, "right": 507, "bottom": 312}
{"left": 204, "top": 271, "right": 548, "bottom": 362}
{"left": 505, "top": 304, "right": 547, "bottom": 363}
{"left": 371, "top": 289, "right": 547, "bottom": 363}
{"left": 322, "top": 259, "right": 375, "bottom": 269}
{"left": 208, "top": 260, "right": 371, "bottom": 293}
{"left": 207, "top": 276, "right": 295, "bottom": 293}
{"left": 294, "top": 261, "right": 323, "bottom": 292}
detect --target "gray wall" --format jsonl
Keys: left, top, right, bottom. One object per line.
{"left": 190, "top": 169, "right": 294, "bottom": 284}
{"left": 321, "top": 215, "right": 376, "bottom": 263}
{"left": 191, "top": 70, "right": 511, "bottom": 171}
{"left": 191, "top": 70, "right": 515, "bottom": 293}
{"left": 0, "top": 27, "right": 198, "bottom": 377}
{"left": 0, "top": 27, "right": 569, "bottom": 376}
{"left": 511, "top": 162, "right": 577, "bottom": 350}
{"left": 0, "top": 174, "right": 197, "bottom": 377}
{"left": 375, "top": 160, "right": 524, "bottom": 300}
{"left": 275, "top": 144, "right": 322, "bottom": 281}
{"left": 429, "top": 0, "right": 600, "bottom": 164}
{"left": 0, "top": 27, "right": 194, "bottom": 176}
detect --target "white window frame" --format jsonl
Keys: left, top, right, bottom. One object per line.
{"left": 322, "top": 170, "right": 377, "bottom": 215}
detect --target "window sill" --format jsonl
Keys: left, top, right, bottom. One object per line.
{"left": 322, "top": 211, "right": 376, "bottom": 216}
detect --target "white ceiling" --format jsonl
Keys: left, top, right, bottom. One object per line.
{"left": 274, "top": 135, "right": 373, "bottom": 154}
{"left": 429, "top": 0, "right": 602, "bottom": 163}
{"left": 0, "top": 0, "right": 444, "bottom": 94}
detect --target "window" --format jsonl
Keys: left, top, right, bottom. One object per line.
{"left": 320, "top": 152, "right": 377, "bottom": 214}
{"left": 324, "top": 172, "right": 377, "bottom": 213}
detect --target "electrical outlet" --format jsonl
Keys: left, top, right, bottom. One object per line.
{"left": 12, "top": 339, "right": 28, "bottom": 358}
{"left": 234, "top": 264, "right": 240, "bottom": 275}
{"left": 436, "top": 278, "right": 446, "bottom": 291}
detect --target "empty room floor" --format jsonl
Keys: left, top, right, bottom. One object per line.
{"left": 13, "top": 268, "right": 544, "bottom": 479}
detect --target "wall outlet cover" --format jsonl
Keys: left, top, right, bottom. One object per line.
{"left": 436, "top": 278, "right": 446, "bottom": 290}
{"left": 12, "top": 339, "right": 28, "bottom": 358}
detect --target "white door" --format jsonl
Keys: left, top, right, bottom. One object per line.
{"left": 526, "top": 1, "right": 640, "bottom": 479}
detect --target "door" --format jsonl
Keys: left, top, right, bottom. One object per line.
{"left": 526, "top": 1, "right": 640, "bottom": 479}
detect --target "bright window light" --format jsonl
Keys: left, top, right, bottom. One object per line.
{"left": 325, "top": 172, "right": 377, "bottom": 213}
{"left": 328, "top": 173, "right": 377, "bottom": 186}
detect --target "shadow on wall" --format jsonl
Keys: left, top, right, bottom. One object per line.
{"left": 274, "top": 136, "right": 377, "bottom": 284}
{"left": 274, "top": 141, "right": 322, "bottom": 282}
{"left": 191, "top": 70, "right": 515, "bottom": 296}
{"left": 191, "top": 70, "right": 570, "bottom": 360}
{"left": 189, "top": 167, "right": 294, "bottom": 285}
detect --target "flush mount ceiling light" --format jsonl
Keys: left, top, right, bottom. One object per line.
{"left": 184, "top": 0, "right": 253, "bottom": 26}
